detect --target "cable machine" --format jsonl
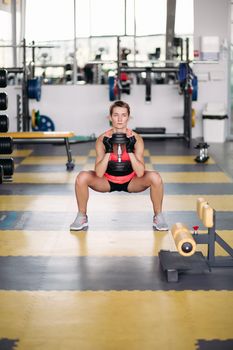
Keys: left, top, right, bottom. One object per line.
{"left": 114, "top": 36, "right": 195, "bottom": 148}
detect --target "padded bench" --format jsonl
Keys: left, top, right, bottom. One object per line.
{"left": 0, "top": 131, "right": 75, "bottom": 171}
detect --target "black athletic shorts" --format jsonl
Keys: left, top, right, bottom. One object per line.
{"left": 109, "top": 180, "right": 131, "bottom": 192}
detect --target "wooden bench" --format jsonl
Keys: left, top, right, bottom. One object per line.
{"left": 0, "top": 131, "right": 75, "bottom": 171}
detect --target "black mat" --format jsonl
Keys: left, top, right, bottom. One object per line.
{"left": 196, "top": 339, "right": 233, "bottom": 350}
{"left": 1, "top": 211, "right": 233, "bottom": 231}
{"left": 0, "top": 256, "right": 232, "bottom": 291}
{"left": 153, "top": 164, "right": 221, "bottom": 172}
{"left": 0, "top": 338, "right": 19, "bottom": 350}
{"left": 1, "top": 183, "right": 233, "bottom": 195}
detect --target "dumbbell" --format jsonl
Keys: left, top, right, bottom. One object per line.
{"left": 194, "top": 142, "right": 209, "bottom": 163}
{"left": 0, "top": 158, "right": 14, "bottom": 177}
{"left": 0, "top": 137, "right": 13, "bottom": 154}
{"left": 111, "top": 133, "right": 127, "bottom": 163}
{"left": 107, "top": 133, "right": 133, "bottom": 174}
{"left": 0, "top": 69, "right": 7, "bottom": 88}
{"left": 0, "top": 92, "right": 8, "bottom": 110}
{"left": 0, "top": 115, "right": 9, "bottom": 133}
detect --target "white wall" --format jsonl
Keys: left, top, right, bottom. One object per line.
{"left": 6, "top": 84, "right": 185, "bottom": 136}
{"left": 192, "top": 0, "right": 230, "bottom": 137}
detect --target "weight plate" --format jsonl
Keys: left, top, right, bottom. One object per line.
{"left": 28, "top": 78, "right": 42, "bottom": 101}
{"left": 32, "top": 115, "right": 55, "bottom": 131}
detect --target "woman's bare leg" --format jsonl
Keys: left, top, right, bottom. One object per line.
{"left": 75, "top": 170, "right": 110, "bottom": 214}
{"left": 127, "top": 170, "right": 164, "bottom": 214}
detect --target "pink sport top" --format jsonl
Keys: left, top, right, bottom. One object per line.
{"left": 104, "top": 129, "right": 136, "bottom": 184}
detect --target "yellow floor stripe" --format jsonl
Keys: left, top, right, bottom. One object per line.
{"left": 150, "top": 155, "right": 216, "bottom": 164}
{"left": 1, "top": 194, "right": 233, "bottom": 212}
{"left": 82, "top": 163, "right": 95, "bottom": 171}
{"left": 0, "top": 230, "right": 232, "bottom": 257}
{"left": 89, "top": 149, "right": 96, "bottom": 157}
{"left": 160, "top": 172, "right": 232, "bottom": 183}
{"left": 12, "top": 171, "right": 231, "bottom": 184}
{"left": 20, "top": 156, "right": 87, "bottom": 165}
{"left": 0, "top": 230, "right": 175, "bottom": 257}
{"left": 0, "top": 291, "right": 232, "bottom": 350}
{"left": 18, "top": 154, "right": 217, "bottom": 166}
{"left": 11, "top": 149, "right": 33, "bottom": 157}
{"left": 12, "top": 172, "right": 77, "bottom": 183}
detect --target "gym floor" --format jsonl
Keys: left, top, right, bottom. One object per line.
{"left": 0, "top": 139, "right": 233, "bottom": 350}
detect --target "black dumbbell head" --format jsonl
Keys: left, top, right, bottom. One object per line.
{"left": 0, "top": 137, "right": 13, "bottom": 154}
{"left": 0, "top": 69, "right": 7, "bottom": 88}
{"left": 0, "top": 157, "right": 14, "bottom": 176}
{"left": 111, "top": 133, "right": 127, "bottom": 144}
{"left": 0, "top": 92, "right": 8, "bottom": 110}
{"left": 0, "top": 115, "right": 9, "bottom": 133}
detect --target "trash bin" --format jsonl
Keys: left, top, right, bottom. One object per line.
{"left": 202, "top": 103, "right": 228, "bottom": 143}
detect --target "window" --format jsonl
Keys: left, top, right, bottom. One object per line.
{"left": 175, "top": 0, "right": 194, "bottom": 35}
{"left": 135, "top": 0, "right": 167, "bottom": 36}
{"left": 90, "top": 0, "right": 125, "bottom": 36}
{"left": 75, "top": 0, "right": 90, "bottom": 37}
{"left": 25, "top": 0, "right": 74, "bottom": 41}
{"left": 0, "top": 10, "right": 12, "bottom": 41}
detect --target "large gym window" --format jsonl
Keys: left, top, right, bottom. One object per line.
{"left": 89, "top": 0, "right": 125, "bottom": 36}
{"left": 134, "top": 0, "right": 167, "bottom": 36}
{"left": 0, "top": 10, "right": 12, "bottom": 41}
{"left": 25, "top": 0, "right": 194, "bottom": 40}
{"left": 75, "top": 0, "right": 90, "bottom": 38}
{"left": 0, "top": 10, "right": 12, "bottom": 67}
{"left": 25, "top": 0, "right": 74, "bottom": 41}
{"left": 230, "top": 1, "right": 233, "bottom": 137}
{"left": 23, "top": 0, "right": 194, "bottom": 83}
{"left": 175, "top": 0, "right": 194, "bottom": 35}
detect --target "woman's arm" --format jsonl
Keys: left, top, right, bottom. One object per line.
{"left": 127, "top": 133, "right": 145, "bottom": 177}
{"left": 94, "top": 134, "right": 111, "bottom": 178}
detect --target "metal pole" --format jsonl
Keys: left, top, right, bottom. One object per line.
{"left": 73, "top": 0, "right": 77, "bottom": 84}
{"left": 165, "top": 0, "right": 176, "bottom": 64}
{"left": 186, "top": 37, "right": 189, "bottom": 62}
{"left": 11, "top": 0, "right": 17, "bottom": 67}
{"left": 183, "top": 82, "right": 192, "bottom": 147}
{"left": 117, "top": 36, "right": 121, "bottom": 100}
{"left": 133, "top": 0, "right": 136, "bottom": 66}
{"left": 145, "top": 67, "right": 151, "bottom": 102}
{"left": 19, "top": 0, "right": 26, "bottom": 66}
{"left": 207, "top": 210, "right": 216, "bottom": 265}
{"left": 31, "top": 40, "right": 35, "bottom": 78}
{"left": 124, "top": 0, "right": 127, "bottom": 36}
{"left": 22, "top": 38, "right": 30, "bottom": 131}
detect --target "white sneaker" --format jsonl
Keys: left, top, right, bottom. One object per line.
{"left": 153, "top": 213, "right": 168, "bottom": 231}
{"left": 70, "top": 213, "right": 88, "bottom": 231}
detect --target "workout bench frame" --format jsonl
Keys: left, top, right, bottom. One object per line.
{"left": 0, "top": 131, "right": 75, "bottom": 171}
{"left": 159, "top": 202, "right": 233, "bottom": 282}
{"left": 193, "top": 209, "right": 233, "bottom": 268}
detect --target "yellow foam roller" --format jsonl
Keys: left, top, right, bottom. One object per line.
{"left": 171, "top": 223, "right": 197, "bottom": 257}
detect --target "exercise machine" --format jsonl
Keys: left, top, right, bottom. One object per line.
{"left": 159, "top": 197, "right": 233, "bottom": 282}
